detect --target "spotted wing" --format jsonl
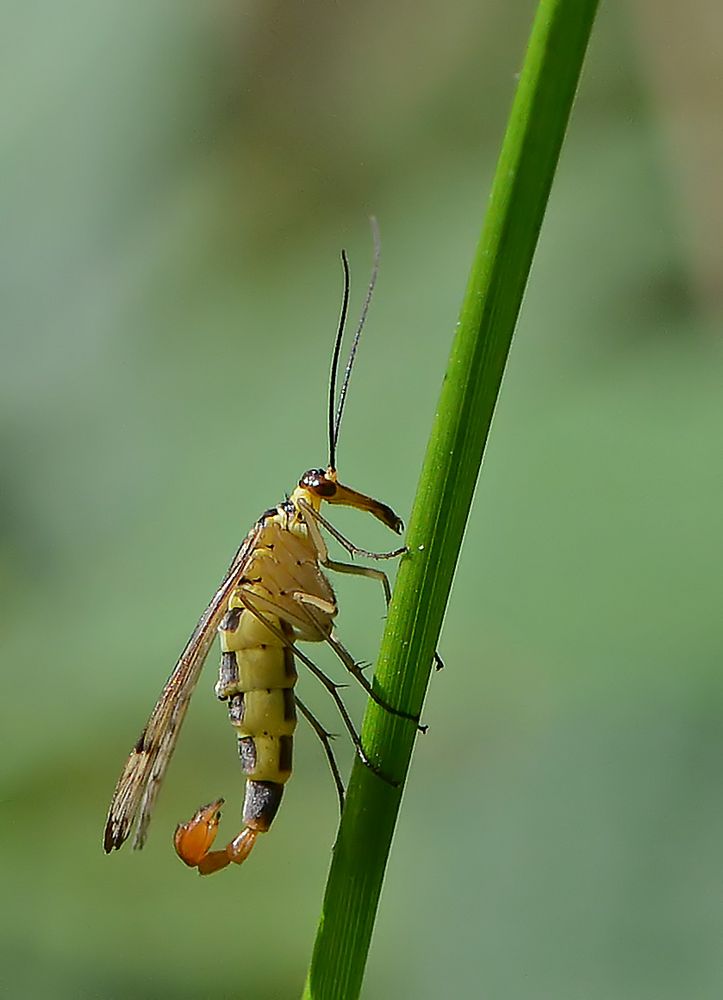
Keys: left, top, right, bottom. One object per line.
{"left": 103, "top": 524, "right": 263, "bottom": 853}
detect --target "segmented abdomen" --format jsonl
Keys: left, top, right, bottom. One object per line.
{"left": 218, "top": 598, "right": 297, "bottom": 832}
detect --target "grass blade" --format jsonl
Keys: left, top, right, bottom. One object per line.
{"left": 303, "top": 1, "right": 599, "bottom": 996}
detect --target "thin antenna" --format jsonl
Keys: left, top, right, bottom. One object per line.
{"left": 331, "top": 216, "right": 381, "bottom": 462}
{"left": 327, "top": 249, "right": 351, "bottom": 471}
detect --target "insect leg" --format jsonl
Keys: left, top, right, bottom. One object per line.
{"left": 237, "top": 594, "right": 399, "bottom": 788}
{"left": 299, "top": 498, "right": 406, "bottom": 561}
{"left": 300, "top": 495, "right": 444, "bottom": 687}
{"left": 283, "top": 584, "right": 421, "bottom": 727}
{"left": 300, "top": 499, "right": 393, "bottom": 605}
{"left": 295, "top": 695, "right": 345, "bottom": 815}
{"left": 322, "top": 630, "right": 423, "bottom": 729}
{"left": 326, "top": 558, "right": 392, "bottom": 604}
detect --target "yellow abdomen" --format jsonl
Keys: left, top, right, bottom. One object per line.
{"left": 218, "top": 599, "right": 297, "bottom": 786}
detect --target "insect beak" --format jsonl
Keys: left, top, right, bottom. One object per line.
{"left": 327, "top": 481, "right": 404, "bottom": 535}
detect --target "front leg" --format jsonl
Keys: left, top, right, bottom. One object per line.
{"left": 298, "top": 498, "right": 406, "bottom": 561}
{"left": 299, "top": 501, "right": 397, "bottom": 605}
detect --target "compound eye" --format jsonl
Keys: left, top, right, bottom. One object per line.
{"left": 299, "top": 468, "right": 324, "bottom": 489}
{"left": 299, "top": 469, "right": 317, "bottom": 488}
{"left": 299, "top": 469, "right": 337, "bottom": 497}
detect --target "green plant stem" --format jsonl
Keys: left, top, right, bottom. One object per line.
{"left": 303, "top": 2, "right": 599, "bottom": 996}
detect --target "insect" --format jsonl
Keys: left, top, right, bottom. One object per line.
{"left": 103, "top": 226, "right": 418, "bottom": 875}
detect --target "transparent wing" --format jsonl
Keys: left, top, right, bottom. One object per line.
{"left": 103, "top": 524, "right": 263, "bottom": 853}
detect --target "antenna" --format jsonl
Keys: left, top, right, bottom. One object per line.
{"left": 330, "top": 217, "right": 381, "bottom": 466}
{"left": 327, "top": 249, "right": 351, "bottom": 471}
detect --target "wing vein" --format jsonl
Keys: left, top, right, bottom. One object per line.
{"left": 103, "top": 524, "right": 264, "bottom": 853}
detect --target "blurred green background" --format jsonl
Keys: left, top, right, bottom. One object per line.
{"left": 2, "top": 2, "right": 722, "bottom": 997}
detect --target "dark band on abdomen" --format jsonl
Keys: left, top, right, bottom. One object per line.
{"left": 238, "top": 736, "right": 256, "bottom": 774}
{"left": 283, "top": 646, "right": 296, "bottom": 679}
{"left": 278, "top": 735, "right": 293, "bottom": 774}
{"left": 219, "top": 607, "right": 242, "bottom": 633}
{"left": 218, "top": 651, "right": 239, "bottom": 694}
{"left": 243, "top": 780, "right": 284, "bottom": 832}
{"left": 282, "top": 688, "right": 296, "bottom": 722}
{"left": 228, "top": 692, "right": 245, "bottom": 725}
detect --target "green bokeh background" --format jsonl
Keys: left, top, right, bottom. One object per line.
{"left": 2, "top": 3, "right": 722, "bottom": 998}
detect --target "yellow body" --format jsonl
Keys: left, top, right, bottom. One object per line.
{"left": 103, "top": 226, "right": 410, "bottom": 876}
{"left": 104, "top": 465, "right": 406, "bottom": 876}
{"left": 217, "top": 490, "right": 336, "bottom": 798}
